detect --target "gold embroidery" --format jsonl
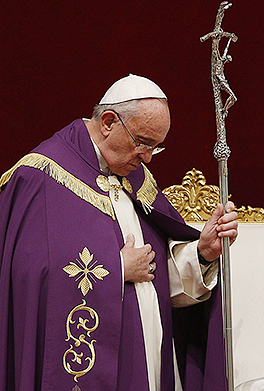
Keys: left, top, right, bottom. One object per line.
{"left": 96, "top": 174, "right": 131, "bottom": 202}
{"left": 63, "top": 247, "right": 109, "bottom": 296}
{"left": 96, "top": 175, "right": 110, "bottom": 192}
{"left": 63, "top": 300, "right": 99, "bottom": 382}
{"left": 72, "top": 386, "right": 81, "bottom": 391}
{"left": 0, "top": 153, "right": 115, "bottom": 220}
{"left": 136, "top": 164, "right": 158, "bottom": 214}
{"left": 111, "top": 183, "right": 123, "bottom": 202}
{"left": 122, "top": 177, "right": 133, "bottom": 193}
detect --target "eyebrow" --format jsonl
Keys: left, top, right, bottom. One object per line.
{"left": 136, "top": 135, "right": 161, "bottom": 146}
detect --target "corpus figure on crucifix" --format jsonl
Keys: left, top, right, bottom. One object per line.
{"left": 200, "top": 1, "right": 238, "bottom": 118}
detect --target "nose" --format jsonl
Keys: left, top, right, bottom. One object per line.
{"left": 139, "top": 149, "right": 153, "bottom": 164}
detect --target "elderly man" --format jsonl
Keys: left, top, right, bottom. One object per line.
{"left": 0, "top": 74, "right": 237, "bottom": 391}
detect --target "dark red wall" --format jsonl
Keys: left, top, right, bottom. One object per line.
{"left": 1, "top": 0, "right": 263, "bottom": 207}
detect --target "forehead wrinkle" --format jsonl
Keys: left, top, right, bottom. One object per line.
{"left": 131, "top": 103, "right": 170, "bottom": 144}
{"left": 133, "top": 127, "right": 167, "bottom": 148}
{"left": 129, "top": 120, "right": 160, "bottom": 143}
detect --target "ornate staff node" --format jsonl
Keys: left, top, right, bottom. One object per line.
{"left": 200, "top": 2, "right": 238, "bottom": 391}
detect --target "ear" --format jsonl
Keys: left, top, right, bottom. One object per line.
{"left": 100, "top": 111, "right": 116, "bottom": 137}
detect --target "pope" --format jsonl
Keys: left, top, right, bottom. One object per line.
{"left": 0, "top": 74, "right": 238, "bottom": 391}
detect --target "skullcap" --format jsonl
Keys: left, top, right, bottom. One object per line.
{"left": 99, "top": 73, "right": 167, "bottom": 104}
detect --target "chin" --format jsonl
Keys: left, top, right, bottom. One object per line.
{"left": 111, "top": 162, "right": 139, "bottom": 177}
{"left": 119, "top": 167, "right": 137, "bottom": 176}
{"left": 119, "top": 169, "right": 133, "bottom": 176}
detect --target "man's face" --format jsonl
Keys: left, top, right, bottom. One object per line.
{"left": 100, "top": 99, "right": 171, "bottom": 176}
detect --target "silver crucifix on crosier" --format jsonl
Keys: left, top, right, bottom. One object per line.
{"left": 200, "top": 2, "right": 238, "bottom": 391}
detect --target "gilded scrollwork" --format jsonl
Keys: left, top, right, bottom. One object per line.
{"left": 163, "top": 168, "right": 220, "bottom": 221}
{"left": 63, "top": 300, "right": 99, "bottom": 382}
{"left": 162, "top": 168, "right": 264, "bottom": 223}
{"left": 62, "top": 247, "right": 110, "bottom": 383}
{"left": 235, "top": 205, "right": 264, "bottom": 223}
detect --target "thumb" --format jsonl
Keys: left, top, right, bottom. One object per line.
{"left": 210, "top": 203, "right": 224, "bottom": 223}
{"left": 124, "top": 233, "right": 135, "bottom": 248}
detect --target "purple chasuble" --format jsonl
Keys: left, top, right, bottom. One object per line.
{"left": 0, "top": 119, "right": 227, "bottom": 391}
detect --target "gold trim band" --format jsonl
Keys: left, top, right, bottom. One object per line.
{"left": 136, "top": 164, "right": 158, "bottom": 214}
{"left": 0, "top": 153, "right": 115, "bottom": 220}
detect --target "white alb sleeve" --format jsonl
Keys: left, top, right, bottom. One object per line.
{"left": 168, "top": 239, "right": 219, "bottom": 308}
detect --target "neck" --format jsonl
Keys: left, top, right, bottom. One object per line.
{"left": 84, "top": 118, "right": 103, "bottom": 147}
{"left": 84, "top": 118, "right": 110, "bottom": 173}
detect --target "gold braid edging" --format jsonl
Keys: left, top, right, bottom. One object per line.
{"left": 136, "top": 164, "right": 158, "bottom": 214}
{"left": 0, "top": 153, "right": 115, "bottom": 220}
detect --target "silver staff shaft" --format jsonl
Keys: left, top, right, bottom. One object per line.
{"left": 219, "top": 159, "right": 234, "bottom": 391}
{"left": 200, "top": 2, "right": 238, "bottom": 390}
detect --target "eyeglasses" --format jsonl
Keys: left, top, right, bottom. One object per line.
{"left": 109, "top": 110, "right": 165, "bottom": 155}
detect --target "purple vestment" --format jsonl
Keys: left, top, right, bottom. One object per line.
{"left": 0, "top": 119, "right": 227, "bottom": 390}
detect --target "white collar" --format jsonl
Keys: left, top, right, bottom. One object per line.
{"left": 90, "top": 138, "right": 110, "bottom": 175}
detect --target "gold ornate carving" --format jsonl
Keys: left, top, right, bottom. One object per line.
{"left": 235, "top": 205, "right": 264, "bottom": 223}
{"left": 63, "top": 300, "right": 99, "bottom": 382}
{"left": 72, "top": 385, "right": 81, "bottom": 391}
{"left": 136, "top": 164, "right": 158, "bottom": 214}
{"left": 163, "top": 168, "right": 220, "bottom": 221}
{"left": 162, "top": 168, "right": 264, "bottom": 223}
{"left": 0, "top": 153, "right": 115, "bottom": 220}
{"left": 63, "top": 247, "right": 110, "bottom": 296}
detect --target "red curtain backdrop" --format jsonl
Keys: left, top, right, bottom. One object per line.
{"left": 1, "top": 0, "right": 263, "bottom": 208}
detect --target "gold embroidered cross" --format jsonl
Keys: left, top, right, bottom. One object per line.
{"left": 63, "top": 247, "right": 109, "bottom": 296}
{"left": 110, "top": 183, "right": 123, "bottom": 201}
{"left": 96, "top": 174, "right": 133, "bottom": 202}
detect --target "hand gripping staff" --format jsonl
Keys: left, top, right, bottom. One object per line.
{"left": 200, "top": 2, "right": 238, "bottom": 390}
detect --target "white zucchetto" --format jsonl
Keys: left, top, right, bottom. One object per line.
{"left": 99, "top": 74, "right": 167, "bottom": 104}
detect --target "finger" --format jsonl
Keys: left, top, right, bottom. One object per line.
{"left": 218, "top": 227, "right": 237, "bottom": 236}
{"left": 147, "top": 273, "right": 155, "bottom": 282}
{"left": 218, "top": 213, "right": 238, "bottom": 226}
{"left": 225, "top": 201, "right": 235, "bottom": 213}
{"left": 148, "top": 261, "right": 156, "bottom": 274}
{"left": 139, "top": 266, "right": 155, "bottom": 282}
{"left": 230, "top": 235, "right": 237, "bottom": 245}
{"left": 217, "top": 226, "right": 238, "bottom": 238}
{"left": 124, "top": 233, "right": 135, "bottom": 248}
{"left": 209, "top": 203, "right": 224, "bottom": 223}
{"left": 142, "top": 243, "right": 152, "bottom": 254}
{"left": 217, "top": 220, "right": 238, "bottom": 234}
{"left": 146, "top": 249, "right": 155, "bottom": 263}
